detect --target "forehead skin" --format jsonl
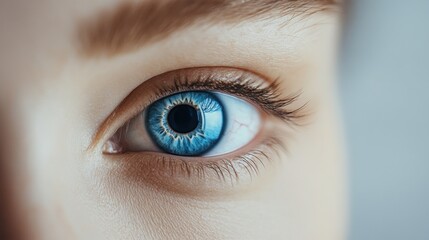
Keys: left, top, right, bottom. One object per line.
{"left": 0, "top": 1, "right": 345, "bottom": 240}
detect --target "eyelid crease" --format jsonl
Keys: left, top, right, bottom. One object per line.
{"left": 89, "top": 67, "right": 308, "bottom": 152}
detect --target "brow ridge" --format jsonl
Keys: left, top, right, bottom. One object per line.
{"left": 78, "top": 0, "right": 336, "bottom": 57}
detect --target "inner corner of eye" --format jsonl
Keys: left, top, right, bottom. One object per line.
{"left": 102, "top": 90, "right": 262, "bottom": 157}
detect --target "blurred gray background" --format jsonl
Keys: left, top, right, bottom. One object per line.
{"left": 340, "top": 0, "right": 429, "bottom": 239}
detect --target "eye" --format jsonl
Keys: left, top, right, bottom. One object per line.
{"left": 103, "top": 90, "right": 260, "bottom": 157}
{"left": 93, "top": 67, "right": 306, "bottom": 187}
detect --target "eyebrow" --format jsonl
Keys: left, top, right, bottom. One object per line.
{"left": 78, "top": 0, "right": 336, "bottom": 57}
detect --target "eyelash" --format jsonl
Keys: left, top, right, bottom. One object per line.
{"left": 107, "top": 136, "right": 286, "bottom": 187}
{"left": 97, "top": 68, "right": 306, "bottom": 185}
{"left": 149, "top": 72, "right": 306, "bottom": 125}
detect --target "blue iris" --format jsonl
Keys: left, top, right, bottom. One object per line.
{"left": 146, "top": 91, "right": 225, "bottom": 156}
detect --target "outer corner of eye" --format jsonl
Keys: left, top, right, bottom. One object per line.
{"left": 101, "top": 90, "right": 262, "bottom": 157}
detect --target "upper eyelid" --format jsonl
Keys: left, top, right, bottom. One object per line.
{"left": 88, "top": 67, "right": 306, "bottom": 152}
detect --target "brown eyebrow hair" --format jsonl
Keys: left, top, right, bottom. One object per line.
{"left": 78, "top": 0, "right": 337, "bottom": 57}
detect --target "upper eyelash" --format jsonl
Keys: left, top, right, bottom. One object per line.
{"left": 149, "top": 71, "right": 308, "bottom": 125}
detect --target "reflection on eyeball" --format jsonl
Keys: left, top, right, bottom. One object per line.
{"left": 204, "top": 92, "right": 261, "bottom": 156}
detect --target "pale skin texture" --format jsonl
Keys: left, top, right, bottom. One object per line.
{"left": 0, "top": 1, "right": 346, "bottom": 240}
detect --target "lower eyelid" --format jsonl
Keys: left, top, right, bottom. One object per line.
{"left": 100, "top": 128, "right": 286, "bottom": 197}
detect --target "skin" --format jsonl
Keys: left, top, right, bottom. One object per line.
{"left": 0, "top": 1, "right": 346, "bottom": 239}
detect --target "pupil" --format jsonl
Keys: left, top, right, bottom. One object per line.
{"left": 167, "top": 104, "right": 199, "bottom": 133}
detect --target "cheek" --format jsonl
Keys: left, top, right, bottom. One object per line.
{"left": 0, "top": 107, "right": 33, "bottom": 240}
{"left": 83, "top": 157, "right": 283, "bottom": 240}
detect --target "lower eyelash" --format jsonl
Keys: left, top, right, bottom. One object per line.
{"left": 118, "top": 136, "right": 285, "bottom": 185}
{"left": 201, "top": 137, "right": 284, "bottom": 183}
